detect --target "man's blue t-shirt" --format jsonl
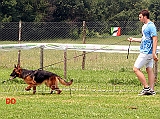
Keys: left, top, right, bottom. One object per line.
{"left": 140, "top": 21, "right": 157, "bottom": 54}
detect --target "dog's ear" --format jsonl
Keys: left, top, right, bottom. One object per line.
{"left": 17, "top": 64, "right": 21, "bottom": 68}
{"left": 14, "top": 64, "right": 17, "bottom": 68}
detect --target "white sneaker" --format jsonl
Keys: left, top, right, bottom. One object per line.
{"left": 138, "top": 87, "right": 152, "bottom": 96}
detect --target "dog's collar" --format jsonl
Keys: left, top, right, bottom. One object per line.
{"left": 23, "top": 73, "right": 32, "bottom": 79}
{"left": 23, "top": 70, "right": 37, "bottom": 80}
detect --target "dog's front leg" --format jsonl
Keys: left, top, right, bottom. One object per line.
{"left": 33, "top": 86, "right": 36, "bottom": 94}
{"left": 25, "top": 85, "right": 32, "bottom": 91}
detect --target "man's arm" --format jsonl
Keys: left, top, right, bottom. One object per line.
{"left": 152, "top": 36, "right": 158, "bottom": 61}
{"left": 127, "top": 37, "right": 142, "bottom": 42}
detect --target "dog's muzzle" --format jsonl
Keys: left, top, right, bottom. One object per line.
{"left": 9, "top": 75, "right": 17, "bottom": 80}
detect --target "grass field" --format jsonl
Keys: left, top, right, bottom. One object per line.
{"left": 0, "top": 37, "right": 160, "bottom": 119}
{"left": 1, "top": 91, "right": 160, "bottom": 119}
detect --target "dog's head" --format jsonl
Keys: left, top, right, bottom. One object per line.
{"left": 10, "top": 64, "right": 22, "bottom": 80}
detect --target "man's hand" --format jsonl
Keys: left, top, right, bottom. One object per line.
{"left": 153, "top": 53, "right": 158, "bottom": 62}
{"left": 127, "top": 37, "right": 133, "bottom": 42}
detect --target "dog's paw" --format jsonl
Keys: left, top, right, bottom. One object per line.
{"left": 25, "top": 88, "right": 31, "bottom": 91}
{"left": 57, "top": 90, "right": 62, "bottom": 94}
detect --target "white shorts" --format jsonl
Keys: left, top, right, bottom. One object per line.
{"left": 134, "top": 53, "right": 153, "bottom": 69}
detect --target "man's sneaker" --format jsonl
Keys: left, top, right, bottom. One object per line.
{"left": 138, "top": 87, "right": 152, "bottom": 95}
{"left": 150, "top": 90, "right": 156, "bottom": 95}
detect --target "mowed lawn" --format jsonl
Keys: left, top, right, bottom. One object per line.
{"left": 0, "top": 37, "right": 160, "bottom": 119}
{"left": 0, "top": 90, "right": 160, "bottom": 119}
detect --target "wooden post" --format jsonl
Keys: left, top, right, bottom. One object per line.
{"left": 82, "top": 21, "right": 86, "bottom": 70}
{"left": 18, "top": 20, "right": 22, "bottom": 66}
{"left": 40, "top": 46, "right": 44, "bottom": 70}
{"left": 154, "top": 53, "right": 158, "bottom": 82}
{"left": 64, "top": 49, "right": 67, "bottom": 79}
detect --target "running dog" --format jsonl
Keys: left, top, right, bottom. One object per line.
{"left": 9, "top": 65, "right": 73, "bottom": 94}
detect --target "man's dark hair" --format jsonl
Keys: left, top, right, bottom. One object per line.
{"left": 139, "top": 10, "right": 150, "bottom": 19}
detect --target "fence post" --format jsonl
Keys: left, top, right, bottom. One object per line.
{"left": 18, "top": 20, "right": 22, "bottom": 66}
{"left": 40, "top": 46, "right": 44, "bottom": 70}
{"left": 64, "top": 49, "right": 67, "bottom": 79}
{"left": 82, "top": 21, "right": 86, "bottom": 70}
{"left": 154, "top": 53, "right": 158, "bottom": 82}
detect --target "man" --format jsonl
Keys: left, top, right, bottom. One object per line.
{"left": 127, "top": 10, "right": 158, "bottom": 95}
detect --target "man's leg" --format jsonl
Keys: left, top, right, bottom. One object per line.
{"left": 133, "top": 67, "right": 149, "bottom": 88}
{"left": 146, "top": 67, "right": 155, "bottom": 91}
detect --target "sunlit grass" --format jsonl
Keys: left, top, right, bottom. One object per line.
{"left": 0, "top": 91, "right": 160, "bottom": 119}
{"left": 0, "top": 38, "right": 160, "bottom": 119}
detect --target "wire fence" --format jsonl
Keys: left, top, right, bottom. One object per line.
{"left": 1, "top": 21, "right": 160, "bottom": 41}
{"left": 0, "top": 21, "right": 160, "bottom": 94}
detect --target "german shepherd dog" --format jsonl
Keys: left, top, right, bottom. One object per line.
{"left": 9, "top": 65, "right": 73, "bottom": 94}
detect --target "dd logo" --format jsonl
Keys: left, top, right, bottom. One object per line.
{"left": 6, "top": 98, "right": 16, "bottom": 104}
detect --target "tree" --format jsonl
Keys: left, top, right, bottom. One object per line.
{"left": 103, "top": 0, "right": 149, "bottom": 21}
{"left": 1, "top": 0, "right": 17, "bottom": 22}
{"left": 148, "top": 0, "right": 160, "bottom": 21}
{"left": 49, "top": 0, "right": 92, "bottom": 22}
{"left": 0, "top": 0, "right": 2, "bottom": 21}
{"left": 1, "top": 0, "right": 49, "bottom": 22}
{"left": 0, "top": 0, "right": 159, "bottom": 22}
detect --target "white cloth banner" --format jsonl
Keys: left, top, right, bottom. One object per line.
{"left": 0, "top": 43, "right": 160, "bottom": 53}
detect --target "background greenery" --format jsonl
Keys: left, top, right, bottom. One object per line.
{"left": 0, "top": 0, "right": 160, "bottom": 22}
{"left": 1, "top": 0, "right": 160, "bottom": 118}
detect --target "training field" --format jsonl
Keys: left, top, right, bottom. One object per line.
{"left": 0, "top": 37, "right": 160, "bottom": 119}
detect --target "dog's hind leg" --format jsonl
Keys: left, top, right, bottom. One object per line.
{"left": 49, "top": 77, "right": 62, "bottom": 94}
{"left": 55, "top": 88, "right": 62, "bottom": 94}
{"left": 50, "top": 85, "right": 62, "bottom": 94}
{"left": 51, "top": 85, "right": 61, "bottom": 94}
{"left": 50, "top": 85, "right": 55, "bottom": 94}
{"left": 33, "top": 86, "right": 36, "bottom": 94}
{"left": 55, "top": 78, "right": 62, "bottom": 94}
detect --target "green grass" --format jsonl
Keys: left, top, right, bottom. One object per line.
{"left": 0, "top": 35, "right": 151, "bottom": 45}
{"left": 1, "top": 68, "right": 160, "bottom": 119}
{"left": 0, "top": 37, "right": 160, "bottom": 119}
{"left": 1, "top": 91, "right": 160, "bottom": 119}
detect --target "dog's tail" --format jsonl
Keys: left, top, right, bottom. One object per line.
{"left": 57, "top": 77, "right": 73, "bottom": 86}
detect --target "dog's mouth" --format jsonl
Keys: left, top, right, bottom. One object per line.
{"left": 9, "top": 75, "right": 17, "bottom": 80}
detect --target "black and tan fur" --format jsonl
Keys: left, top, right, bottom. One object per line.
{"left": 9, "top": 65, "right": 73, "bottom": 94}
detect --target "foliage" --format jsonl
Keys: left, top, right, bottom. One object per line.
{"left": 149, "top": 0, "right": 160, "bottom": 21}
{"left": 1, "top": 0, "right": 48, "bottom": 22}
{"left": 0, "top": 0, "right": 160, "bottom": 22}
